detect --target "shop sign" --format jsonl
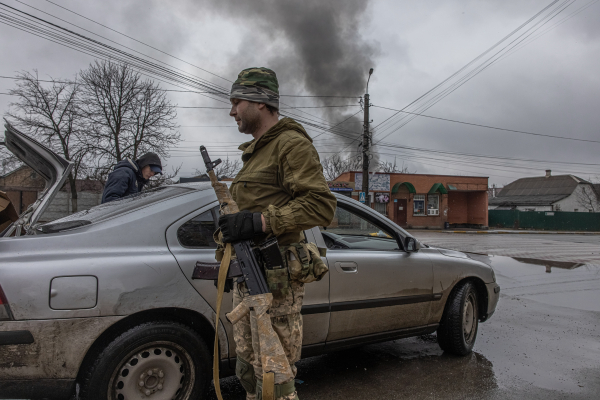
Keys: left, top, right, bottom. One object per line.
{"left": 328, "top": 181, "right": 354, "bottom": 192}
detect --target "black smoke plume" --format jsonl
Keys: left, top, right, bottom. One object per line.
{"left": 200, "top": 0, "right": 380, "bottom": 167}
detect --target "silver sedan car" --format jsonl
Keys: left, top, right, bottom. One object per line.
{"left": 0, "top": 125, "right": 499, "bottom": 399}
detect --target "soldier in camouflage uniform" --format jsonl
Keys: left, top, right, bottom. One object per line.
{"left": 217, "top": 67, "right": 336, "bottom": 400}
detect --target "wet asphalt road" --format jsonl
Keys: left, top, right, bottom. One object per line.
{"left": 208, "top": 234, "right": 600, "bottom": 399}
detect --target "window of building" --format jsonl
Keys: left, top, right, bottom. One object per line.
{"left": 414, "top": 195, "right": 425, "bottom": 216}
{"left": 373, "top": 201, "right": 387, "bottom": 216}
{"left": 427, "top": 195, "right": 439, "bottom": 215}
{"left": 177, "top": 206, "right": 219, "bottom": 248}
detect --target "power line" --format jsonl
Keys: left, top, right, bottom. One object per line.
{"left": 371, "top": 105, "right": 600, "bottom": 144}
{"left": 375, "top": 142, "right": 600, "bottom": 166}
{"left": 34, "top": 1, "right": 364, "bottom": 136}
{"left": 0, "top": 3, "right": 368, "bottom": 142}
{"left": 372, "top": 0, "right": 576, "bottom": 143}
{"left": 176, "top": 105, "right": 359, "bottom": 110}
{"left": 373, "top": 1, "right": 574, "bottom": 142}
{"left": 41, "top": 0, "right": 233, "bottom": 84}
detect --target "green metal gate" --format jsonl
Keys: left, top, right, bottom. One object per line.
{"left": 489, "top": 210, "right": 600, "bottom": 231}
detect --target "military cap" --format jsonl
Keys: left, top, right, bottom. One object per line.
{"left": 230, "top": 67, "right": 279, "bottom": 110}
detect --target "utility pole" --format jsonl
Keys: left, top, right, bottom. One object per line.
{"left": 362, "top": 68, "right": 373, "bottom": 207}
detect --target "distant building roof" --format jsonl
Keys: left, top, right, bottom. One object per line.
{"left": 489, "top": 174, "right": 590, "bottom": 207}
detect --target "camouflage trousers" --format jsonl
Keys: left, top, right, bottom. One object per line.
{"left": 233, "top": 282, "right": 303, "bottom": 400}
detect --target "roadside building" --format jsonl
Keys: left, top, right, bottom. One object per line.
{"left": 327, "top": 181, "right": 354, "bottom": 197}
{"left": 333, "top": 171, "right": 489, "bottom": 229}
{"left": 0, "top": 165, "right": 45, "bottom": 214}
{"left": 489, "top": 170, "right": 599, "bottom": 212}
{"left": 0, "top": 165, "right": 103, "bottom": 222}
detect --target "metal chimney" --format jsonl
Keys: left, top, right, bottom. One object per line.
{"left": 545, "top": 170, "right": 551, "bottom": 177}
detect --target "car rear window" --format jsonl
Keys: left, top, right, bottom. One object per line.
{"left": 37, "top": 186, "right": 194, "bottom": 231}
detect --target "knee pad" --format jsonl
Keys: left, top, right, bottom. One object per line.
{"left": 236, "top": 356, "right": 257, "bottom": 394}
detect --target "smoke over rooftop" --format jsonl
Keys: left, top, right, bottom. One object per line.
{"left": 200, "top": 0, "right": 379, "bottom": 166}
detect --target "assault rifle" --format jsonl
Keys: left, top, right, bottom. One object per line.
{"left": 199, "top": 145, "right": 292, "bottom": 400}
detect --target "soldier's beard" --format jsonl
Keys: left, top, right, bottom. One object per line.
{"left": 237, "top": 103, "right": 261, "bottom": 135}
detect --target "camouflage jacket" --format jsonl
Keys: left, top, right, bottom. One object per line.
{"left": 219, "top": 117, "right": 335, "bottom": 316}
{"left": 231, "top": 117, "right": 336, "bottom": 246}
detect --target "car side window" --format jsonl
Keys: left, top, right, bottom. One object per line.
{"left": 177, "top": 206, "right": 219, "bottom": 248}
{"left": 320, "top": 206, "right": 399, "bottom": 251}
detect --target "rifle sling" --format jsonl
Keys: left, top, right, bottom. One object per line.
{"left": 213, "top": 243, "right": 232, "bottom": 400}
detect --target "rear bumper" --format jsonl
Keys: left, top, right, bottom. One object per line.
{"left": 0, "top": 316, "right": 123, "bottom": 397}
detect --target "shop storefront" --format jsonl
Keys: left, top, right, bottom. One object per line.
{"left": 333, "top": 172, "right": 489, "bottom": 229}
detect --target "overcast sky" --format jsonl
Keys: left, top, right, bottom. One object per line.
{"left": 1, "top": 0, "right": 599, "bottom": 186}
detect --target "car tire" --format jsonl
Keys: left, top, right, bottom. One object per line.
{"left": 78, "top": 321, "right": 211, "bottom": 400}
{"left": 437, "top": 281, "right": 479, "bottom": 356}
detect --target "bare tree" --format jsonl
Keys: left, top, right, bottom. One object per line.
{"left": 575, "top": 184, "right": 599, "bottom": 212}
{"left": 80, "top": 61, "right": 180, "bottom": 170}
{"left": 0, "top": 147, "right": 21, "bottom": 176}
{"left": 5, "top": 71, "right": 88, "bottom": 212}
{"left": 321, "top": 154, "right": 362, "bottom": 181}
{"left": 379, "top": 158, "right": 416, "bottom": 174}
{"left": 194, "top": 156, "right": 241, "bottom": 180}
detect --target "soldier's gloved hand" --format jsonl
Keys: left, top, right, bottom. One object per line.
{"left": 218, "top": 210, "right": 263, "bottom": 243}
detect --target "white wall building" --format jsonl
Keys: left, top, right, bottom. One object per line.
{"left": 489, "top": 170, "right": 599, "bottom": 213}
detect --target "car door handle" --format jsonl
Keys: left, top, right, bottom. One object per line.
{"left": 335, "top": 262, "right": 358, "bottom": 274}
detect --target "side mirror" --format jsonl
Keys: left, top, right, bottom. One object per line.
{"left": 404, "top": 237, "right": 417, "bottom": 252}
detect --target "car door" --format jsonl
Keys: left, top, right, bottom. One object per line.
{"left": 165, "top": 202, "right": 330, "bottom": 355}
{"left": 318, "top": 203, "right": 434, "bottom": 342}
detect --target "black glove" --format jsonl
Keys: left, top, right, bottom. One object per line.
{"left": 218, "top": 210, "right": 263, "bottom": 243}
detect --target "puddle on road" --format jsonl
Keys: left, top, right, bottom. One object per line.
{"left": 512, "top": 257, "right": 585, "bottom": 271}
{"left": 465, "top": 252, "right": 599, "bottom": 274}
{"left": 466, "top": 252, "right": 600, "bottom": 313}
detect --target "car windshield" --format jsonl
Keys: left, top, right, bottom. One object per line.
{"left": 37, "top": 186, "right": 194, "bottom": 232}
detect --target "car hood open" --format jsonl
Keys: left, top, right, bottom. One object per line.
{"left": 2, "top": 121, "right": 73, "bottom": 236}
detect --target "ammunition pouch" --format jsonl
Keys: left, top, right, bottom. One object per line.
{"left": 264, "top": 267, "right": 291, "bottom": 296}
{"left": 285, "top": 242, "right": 329, "bottom": 284}
{"left": 235, "top": 356, "right": 257, "bottom": 395}
{"left": 256, "top": 378, "right": 297, "bottom": 400}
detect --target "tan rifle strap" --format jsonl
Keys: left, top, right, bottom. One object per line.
{"left": 213, "top": 243, "right": 232, "bottom": 400}
{"left": 263, "top": 372, "right": 275, "bottom": 400}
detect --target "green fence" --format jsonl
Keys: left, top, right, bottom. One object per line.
{"left": 489, "top": 210, "right": 600, "bottom": 232}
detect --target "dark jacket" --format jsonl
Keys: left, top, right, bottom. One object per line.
{"left": 101, "top": 159, "right": 147, "bottom": 204}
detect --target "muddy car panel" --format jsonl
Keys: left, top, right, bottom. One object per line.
{"left": 0, "top": 188, "right": 499, "bottom": 398}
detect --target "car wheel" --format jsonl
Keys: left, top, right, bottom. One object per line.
{"left": 79, "top": 321, "right": 211, "bottom": 400}
{"left": 437, "top": 281, "right": 479, "bottom": 356}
